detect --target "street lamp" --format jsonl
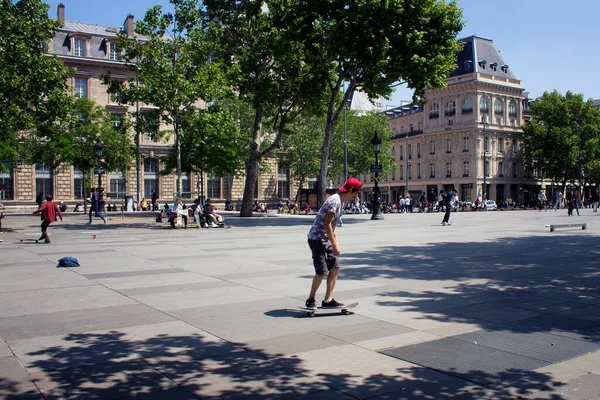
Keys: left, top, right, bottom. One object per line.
{"left": 405, "top": 130, "right": 409, "bottom": 200}
{"left": 481, "top": 116, "right": 488, "bottom": 201}
{"left": 371, "top": 131, "right": 384, "bottom": 220}
{"left": 93, "top": 140, "right": 104, "bottom": 191}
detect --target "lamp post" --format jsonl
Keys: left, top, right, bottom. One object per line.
{"left": 93, "top": 141, "right": 104, "bottom": 190}
{"left": 371, "top": 131, "right": 384, "bottom": 220}
{"left": 405, "top": 130, "right": 409, "bottom": 199}
{"left": 481, "top": 116, "right": 488, "bottom": 201}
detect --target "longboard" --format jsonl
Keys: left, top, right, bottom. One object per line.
{"left": 19, "top": 238, "right": 41, "bottom": 244}
{"left": 299, "top": 302, "right": 359, "bottom": 317}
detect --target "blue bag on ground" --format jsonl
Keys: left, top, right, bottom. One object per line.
{"left": 57, "top": 257, "right": 80, "bottom": 268}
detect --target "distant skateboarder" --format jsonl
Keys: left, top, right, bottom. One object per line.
{"left": 305, "top": 178, "right": 362, "bottom": 310}
{"left": 32, "top": 195, "right": 63, "bottom": 243}
{"left": 441, "top": 188, "right": 457, "bottom": 226}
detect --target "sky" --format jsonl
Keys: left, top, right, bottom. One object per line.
{"left": 45, "top": 0, "right": 600, "bottom": 106}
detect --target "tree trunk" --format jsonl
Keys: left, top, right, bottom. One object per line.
{"left": 240, "top": 106, "right": 264, "bottom": 217}
{"left": 317, "top": 122, "right": 335, "bottom": 207}
{"left": 175, "top": 119, "right": 182, "bottom": 198}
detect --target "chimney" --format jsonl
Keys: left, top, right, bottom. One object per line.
{"left": 57, "top": 3, "right": 65, "bottom": 23}
{"left": 123, "top": 14, "right": 134, "bottom": 37}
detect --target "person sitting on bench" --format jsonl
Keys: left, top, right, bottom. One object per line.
{"left": 202, "top": 198, "right": 221, "bottom": 228}
{"left": 169, "top": 197, "right": 187, "bottom": 229}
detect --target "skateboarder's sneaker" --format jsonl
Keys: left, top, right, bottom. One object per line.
{"left": 44, "top": 239, "right": 51, "bottom": 244}
{"left": 305, "top": 297, "right": 317, "bottom": 310}
{"left": 441, "top": 222, "right": 446, "bottom": 226}
{"left": 322, "top": 299, "right": 345, "bottom": 308}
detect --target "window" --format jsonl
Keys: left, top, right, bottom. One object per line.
{"left": 498, "top": 162, "right": 503, "bottom": 177}
{"left": 35, "top": 163, "right": 53, "bottom": 197}
{"left": 143, "top": 158, "right": 159, "bottom": 199}
{"left": 494, "top": 99, "right": 503, "bottom": 116}
{"left": 445, "top": 100, "right": 456, "bottom": 117}
{"left": 485, "top": 160, "right": 490, "bottom": 177}
{"left": 111, "top": 114, "right": 123, "bottom": 131}
{"left": 277, "top": 164, "right": 290, "bottom": 198}
{"left": 73, "top": 166, "right": 84, "bottom": 200}
{"left": 417, "top": 143, "right": 421, "bottom": 158}
{"left": 512, "top": 140, "right": 517, "bottom": 153}
{"left": 448, "top": 119, "right": 454, "bottom": 126}
{"left": 512, "top": 162, "right": 517, "bottom": 178}
{"left": 108, "top": 170, "right": 124, "bottom": 199}
{"left": 429, "top": 163, "right": 435, "bottom": 178}
{"left": 484, "top": 137, "right": 489, "bottom": 152}
{"left": 0, "top": 162, "right": 14, "bottom": 200}
{"left": 463, "top": 136, "right": 470, "bottom": 152}
{"left": 74, "top": 77, "right": 87, "bottom": 99}
{"left": 462, "top": 97, "right": 473, "bottom": 114}
{"left": 511, "top": 119, "right": 516, "bottom": 127}
{"left": 400, "top": 145, "right": 403, "bottom": 161}
{"left": 429, "top": 140, "right": 435, "bottom": 154}
{"left": 207, "top": 175, "right": 221, "bottom": 198}
{"left": 74, "top": 38, "right": 86, "bottom": 57}
{"left": 108, "top": 42, "right": 120, "bottom": 60}
{"left": 445, "top": 162, "right": 452, "bottom": 178}
{"left": 463, "top": 161, "right": 470, "bottom": 177}
{"left": 408, "top": 163, "right": 412, "bottom": 179}
{"left": 480, "top": 96, "right": 489, "bottom": 114}
{"left": 508, "top": 101, "right": 517, "bottom": 118}
{"left": 417, "top": 163, "right": 421, "bottom": 179}
{"left": 445, "top": 138, "right": 452, "bottom": 153}
{"left": 408, "top": 144, "right": 412, "bottom": 160}
{"left": 498, "top": 138, "right": 504, "bottom": 153}
{"left": 429, "top": 103, "right": 439, "bottom": 119}
{"left": 399, "top": 165, "right": 404, "bottom": 180}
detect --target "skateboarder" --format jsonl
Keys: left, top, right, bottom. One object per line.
{"left": 305, "top": 177, "right": 362, "bottom": 310}
{"left": 441, "top": 188, "right": 457, "bottom": 226}
{"left": 32, "top": 195, "right": 63, "bottom": 243}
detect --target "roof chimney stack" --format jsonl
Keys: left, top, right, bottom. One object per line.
{"left": 124, "top": 14, "right": 134, "bottom": 37}
{"left": 57, "top": 3, "right": 65, "bottom": 23}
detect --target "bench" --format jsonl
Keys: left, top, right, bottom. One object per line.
{"left": 546, "top": 223, "right": 586, "bottom": 232}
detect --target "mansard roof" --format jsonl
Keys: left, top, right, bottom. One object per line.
{"left": 450, "top": 36, "right": 517, "bottom": 80}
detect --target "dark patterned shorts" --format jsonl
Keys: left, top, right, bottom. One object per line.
{"left": 308, "top": 238, "right": 339, "bottom": 276}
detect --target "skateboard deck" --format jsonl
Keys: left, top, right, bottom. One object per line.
{"left": 299, "top": 302, "right": 359, "bottom": 317}
{"left": 19, "top": 238, "right": 41, "bottom": 244}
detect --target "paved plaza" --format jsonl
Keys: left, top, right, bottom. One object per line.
{"left": 0, "top": 208, "right": 599, "bottom": 399}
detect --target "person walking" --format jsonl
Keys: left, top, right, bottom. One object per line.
{"left": 566, "top": 189, "right": 574, "bottom": 216}
{"left": 441, "top": 188, "right": 457, "bottom": 226}
{"left": 32, "top": 195, "right": 62, "bottom": 243}
{"left": 305, "top": 177, "right": 362, "bottom": 310}
{"left": 590, "top": 188, "right": 599, "bottom": 212}
{"left": 88, "top": 187, "right": 106, "bottom": 224}
{"left": 427, "top": 189, "right": 436, "bottom": 213}
{"left": 555, "top": 191, "right": 562, "bottom": 210}
{"left": 151, "top": 190, "right": 158, "bottom": 211}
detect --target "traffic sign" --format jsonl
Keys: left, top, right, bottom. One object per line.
{"left": 94, "top": 167, "right": 105, "bottom": 175}
{"left": 371, "top": 164, "right": 382, "bottom": 173}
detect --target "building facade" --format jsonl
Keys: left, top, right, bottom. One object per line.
{"left": 0, "top": 4, "right": 297, "bottom": 207}
{"left": 357, "top": 36, "right": 544, "bottom": 206}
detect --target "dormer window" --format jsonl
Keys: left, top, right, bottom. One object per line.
{"left": 501, "top": 65, "right": 509, "bottom": 73}
{"left": 478, "top": 60, "right": 487, "bottom": 69}
{"left": 490, "top": 62, "right": 498, "bottom": 71}
{"left": 74, "top": 38, "right": 86, "bottom": 57}
{"left": 108, "top": 42, "right": 120, "bottom": 60}
{"left": 69, "top": 33, "right": 91, "bottom": 57}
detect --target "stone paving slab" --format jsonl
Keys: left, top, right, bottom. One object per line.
{"left": 1, "top": 210, "right": 600, "bottom": 398}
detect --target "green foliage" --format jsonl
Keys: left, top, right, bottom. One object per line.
{"left": 0, "top": 0, "right": 72, "bottom": 165}
{"left": 330, "top": 111, "right": 394, "bottom": 179}
{"left": 27, "top": 98, "right": 135, "bottom": 179}
{"left": 522, "top": 91, "right": 600, "bottom": 186}
{"left": 102, "top": 0, "right": 234, "bottom": 195}
{"left": 161, "top": 103, "right": 243, "bottom": 177}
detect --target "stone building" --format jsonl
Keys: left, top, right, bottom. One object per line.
{"left": 0, "top": 4, "right": 296, "bottom": 208}
{"left": 356, "top": 36, "right": 544, "bottom": 206}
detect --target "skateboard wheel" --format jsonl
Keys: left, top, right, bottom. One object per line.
{"left": 341, "top": 309, "right": 349, "bottom": 315}
{"left": 307, "top": 312, "right": 315, "bottom": 317}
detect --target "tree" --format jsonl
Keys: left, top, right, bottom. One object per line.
{"left": 0, "top": 0, "right": 72, "bottom": 165}
{"left": 204, "top": 0, "right": 329, "bottom": 216}
{"left": 103, "top": 0, "right": 231, "bottom": 196}
{"left": 273, "top": 0, "right": 464, "bottom": 205}
{"left": 283, "top": 110, "right": 393, "bottom": 201}
{"left": 522, "top": 91, "right": 600, "bottom": 193}
{"left": 160, "top": 103, "right": 244, "bottom": 197}
{"left": 27, "top": 98, "right": 135, "bottom": 208}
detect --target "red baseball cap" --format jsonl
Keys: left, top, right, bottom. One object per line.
{"left": 339, "top": 177, "right": 362, "bottom": 193}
